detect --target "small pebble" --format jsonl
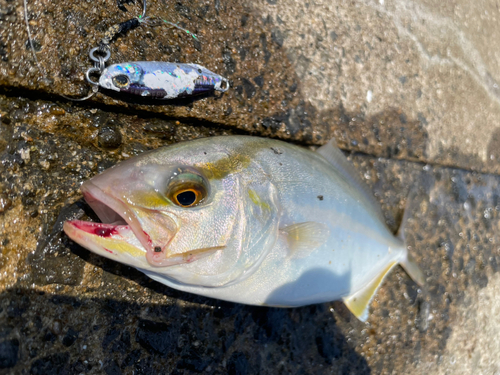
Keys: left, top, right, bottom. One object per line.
{"left": 51, "top": 320, "right": 62, "bottom": 335}
{"left": 49, "top": 107, "right": 66, "bottom": 116}
{"left": 98, "top": 126, "right": 122, "bottom": 150}
{"left": 0, "top": 193, "right": 12, "bottom": 213}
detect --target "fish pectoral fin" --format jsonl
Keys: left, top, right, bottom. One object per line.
{"left": 280, "top": 222, "right": 330, "bottom": 258}
{"left": 343, "top": 261, "right": 398, "bottom": 322}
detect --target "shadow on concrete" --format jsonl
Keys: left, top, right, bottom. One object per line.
{"left": 11, "top": 235, "right": 371, "bottom": 374}
{"left": 100, "top": 88, "right": 226, "bottom": 107}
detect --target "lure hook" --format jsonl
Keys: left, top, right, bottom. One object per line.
{"left": 59, "top": 86, "right": 99, "bottom": 102}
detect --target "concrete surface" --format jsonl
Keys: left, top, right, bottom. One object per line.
{"left": 1, "top": 0, "right": 500, "bottom": 373}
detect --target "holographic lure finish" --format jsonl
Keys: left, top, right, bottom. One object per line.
{"left": 99, "top": 62, "right": 229, "bottom": 99}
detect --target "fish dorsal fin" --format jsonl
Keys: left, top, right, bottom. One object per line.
{"left": 317, "top": 139, "right": 386, "bottom": 224}
{"left": 281, "top": 222, "right": 330, "bottom": 258}
{"left": 343, "top": 261, "right": 398, "bottom": 321}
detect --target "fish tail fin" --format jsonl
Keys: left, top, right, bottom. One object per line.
{"left": 343, "top": 197, "right": 425, "bottom": 321}
{"left": 397, "top": 196, "right": 426, "bottom": 286}
{"left": 400, "top": 252, "right": 426, "bottom": 287}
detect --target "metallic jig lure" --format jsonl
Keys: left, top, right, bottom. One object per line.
{"left": 97, "top": 62, "right": 229, "bottom": 98}
{"left": 24, "top": 0, "right": 229, "bottom": 101}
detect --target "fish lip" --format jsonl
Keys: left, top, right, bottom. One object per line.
{"left": 80, "top": 181, "right": 154, "bottom": 253}
{"left": 63, "top": 220, "right": 149, "bottom": 268}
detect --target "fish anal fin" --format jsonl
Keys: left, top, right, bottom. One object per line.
{"left": 280, "top": 222, "right": 330, "bottom": 259}
{"left": 343, "top": 261, "right": 398, "bottom": 322}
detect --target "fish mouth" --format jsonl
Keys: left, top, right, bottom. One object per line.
{"left": 83, "top": 181, "right": 155, "bottom": 251}
{"left": 63, "top": 181, "right": 225, "bottom": 268}
{"left": 63, "top": 181, "right": 154, "bottom": 265}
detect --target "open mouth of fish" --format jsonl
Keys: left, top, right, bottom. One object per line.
{"left": 63, "top": 182, "right": 223, "bottom": 267}
{"left": 64, "top": 182, "right": 152, "bottom": 262}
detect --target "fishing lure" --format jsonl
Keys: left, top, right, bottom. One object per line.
{"left": 24, "top": 0, "right": 229, "bottom": 101}
{"left": 96, "top": 62, "right": 229, "bottom": 98}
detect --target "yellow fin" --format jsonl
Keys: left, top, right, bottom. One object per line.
{"left": 343, "top": 261, "right": 398, "bottom": 322}
{"left": 281, "top": 222, "right": 330, "bottom": 258}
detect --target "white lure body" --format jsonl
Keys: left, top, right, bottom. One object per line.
{"left": 99, "top": 62, "right": 229, "bottom": 99}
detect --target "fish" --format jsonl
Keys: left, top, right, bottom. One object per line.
{"left": 63, "top": 136, "right": 424, "bottom": 321}
{"left": 98, "top": 62, "right": 229, "bottom": 99}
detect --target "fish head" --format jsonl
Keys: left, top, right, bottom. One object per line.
{"left": 64, "top": 138, "right": 281, "bottom": 287}
{"left": 99, "top": 63, "right": 144, "bottom": 92}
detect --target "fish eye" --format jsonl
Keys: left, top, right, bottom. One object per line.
{"left": 166, "top": 171, "right": 208, "bottom": 208}
{"left": 173, "top": 189, "right": 200, "bottom": 207}
{"left": 112, "top": 74, "right": 130, "bottom": 88}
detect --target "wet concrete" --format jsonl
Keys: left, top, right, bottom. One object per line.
{"left": 3, "top": 0, "right": 500, "bottom": 172}
{"left": 1, "top": 0, "right": 500, "bottom": 373}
